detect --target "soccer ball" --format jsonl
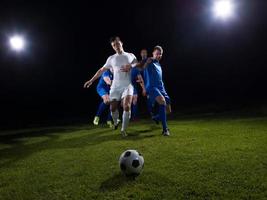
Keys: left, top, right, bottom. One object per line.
{"left": 119, "top": 150, "right": 144, "bottom": 177}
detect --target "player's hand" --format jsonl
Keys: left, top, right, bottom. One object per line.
{"left": 146, "top": 57, "right": 152, "bottom": 64}
{"left": 142, "top": 90, "right": 147, "bottom": 97}
{"left": 120, "top": 64, "right": 131, "bottom": 72}
{"left": 84, "top": 80, "right": 93, "bottom": 88}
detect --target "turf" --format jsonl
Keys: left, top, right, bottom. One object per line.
{"left": 0, "top": 116, "right": 267, "bottom": 200}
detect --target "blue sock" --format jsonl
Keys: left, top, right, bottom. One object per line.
{"left": 147, "top": 99, "right": 153, "bottom": 116}
{"left": 159, "top": 104, "right": 168, "bottom": 131}
{"left": 131, "top": 104, "right": 138, "bottom": 119}
{"left": 96, "top": 102, "right": 108, "bottom": 117}
{"left": 107, "top": 111, "right": 112, "bottom": 121}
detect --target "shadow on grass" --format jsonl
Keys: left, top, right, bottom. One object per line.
{"left": 0, "top": 125, "right": 158, "bottom": 169}
{"left": 99, "top": 173, "right": 135, "bottom": 191}
{"left": 99, "top": 171, "right": 176, "bottom": 193}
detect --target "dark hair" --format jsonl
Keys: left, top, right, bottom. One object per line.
{"left": 153, "top": 45, "right": 163, "bottom": 54}
{"left": 110, "top": 36, "right": 121, "bottom": 43}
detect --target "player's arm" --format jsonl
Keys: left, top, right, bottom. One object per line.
{"left": 136, "top": 74, "right": 146, "bottom": 96}
{"left": 138, "top": 57, "right": 152, "bottom": 69}
{"left": 103, "top": 76, "right": 112, "bottom": 86}
{"left": 83, "top": 66, "right": 108, "bottom": 88}
{"left": 120, "top": 53, "right": 138, "bottom": 72}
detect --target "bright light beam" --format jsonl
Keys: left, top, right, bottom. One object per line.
{"left": 9, "top": 35, "right": 25, "bottom": 51}
{"left": 213, "top": 0, "right": 234, "bottom": 19}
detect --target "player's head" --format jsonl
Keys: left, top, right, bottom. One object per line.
{"left": 110, "top": 36, "right": 123, "bottom": 53}
{"left": 152, "top": 45, "right": 163, "bottom": 61}
{"left": 140, "top": 49, "right": 148, "bottom": 60}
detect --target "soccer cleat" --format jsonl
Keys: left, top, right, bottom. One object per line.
{"left": 162, "top": 129, "right": 170, "bottom": 136}
{"left": 114, "top": 123, "right": 119, "bottom": 130}
{"left": 121, "top": 130, "right": 128, "bottom": 137}
{"left": 93, "top": 116, "right": 100, "bottom": 125}
{"left": 113, "top": 119, "right": 121, "bottom": 130}
{"left": 106, "top": 120, "right": 113, "bottom": 128}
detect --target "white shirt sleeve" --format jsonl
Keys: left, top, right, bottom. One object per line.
{"left": 129, "top": 53, "right": 137, "bottom": 63}
{"left": 103, "top": 56, "right": 112, "bottom": 69}
{"left": 129, "top": 53, "right": 137, "bottom": 67}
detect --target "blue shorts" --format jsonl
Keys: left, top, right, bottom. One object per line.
{"left": 97, "top": 86, "right": 110, "bottom": 97}
{"left": 148, "top": 87, "right": 171, "bottom": 106}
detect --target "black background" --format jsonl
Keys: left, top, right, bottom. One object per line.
{"left": 0, "top": 0, "right": 266, "bottom": 128}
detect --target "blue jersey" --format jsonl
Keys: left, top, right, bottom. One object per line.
{"left": 144, "top": 59, "right": 164, "bottom": 90}
{"left": 97, "top": 70, "right": 113, "bottom": 89}
{"left": 131, "top": 67, "right": 141, "bottom": 88}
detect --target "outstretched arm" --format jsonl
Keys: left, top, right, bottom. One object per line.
{"left": 120, "top": 53, "right": 139, "bottom": 72}
{"left": 136, "top": 74, "right": 146, "bottom": 96}
{"left": 138, "top": 57, "right": 152, "bottom": 69}
{"left": 83, "top": 66, "right": 109, "bottom": 88}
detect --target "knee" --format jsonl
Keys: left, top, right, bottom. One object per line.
{"left": 110, "top": 104, "right": 117, "bottom": 112}
{"left": 158, "top": 97, "right": 166, "bottom": 106}
{"left": 124, "top": 103, "right": 131, "bottom": 112}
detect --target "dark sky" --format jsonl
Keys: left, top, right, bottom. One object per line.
{"left": 0, "top": 0, "right": 267, "bottom": 127}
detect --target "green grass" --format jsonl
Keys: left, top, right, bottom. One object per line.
{"left": 0, "top": 116, "right": 267, "bottom": 200}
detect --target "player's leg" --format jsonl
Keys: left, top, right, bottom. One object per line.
{"left": 102, "top": 94, "right": 113, "bottom": 128}
{"left": 121, "top": 95, "right": 133, "bottom": 136}
{"left": 146, "top": 95, "right": 153, "bottom": 116}
{"left": 155, "top": 95, "right": 170, "bottom": 136}
{"left": 109, "top": 88, "right": 122, "bottom": 129}
{"left": 120, "top": 85, "right": 134, "bottom": 136}
{"left": 110, "top": 100, "right": 119, "bottom": 129}
{"left": 150, "top": 87, "right": 170, "bottom": 136}
{"left": 94, "top": 88, "right": 109, "bottom": 125}
{"left": 131, "top": 93, "right": 138, "bottom": 120}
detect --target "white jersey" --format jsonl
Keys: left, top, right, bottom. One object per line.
{"left": 103, "top": 52, "right": 136, "bottom": 89}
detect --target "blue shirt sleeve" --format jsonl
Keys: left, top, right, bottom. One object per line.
{"left": 103, "top": 70, "right": 110, "bottom": 78}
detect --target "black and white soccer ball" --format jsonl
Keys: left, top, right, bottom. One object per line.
{"left": 119, "top": 150, "right": 144, "bottom": 177}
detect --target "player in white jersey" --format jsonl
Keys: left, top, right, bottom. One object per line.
{"left": 84, "top": 36, "right": 137, "bottom": 137}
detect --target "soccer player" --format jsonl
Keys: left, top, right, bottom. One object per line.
{"left": 130, "top": 49, "right": 148, "bottom": 120}
{"left": 141, "top": 45, "right": 171, "bottom": 136}
{"left": 84, "top": 36, "right": 137, "bottom": 137}
{"left": 93, "top": 69, "right": 113, "bottom": 128}
{"left": 130, "top": 67, "right": 146, "bottom": 120}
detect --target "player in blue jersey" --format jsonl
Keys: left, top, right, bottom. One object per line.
{"left": 141, "top": 45, "right": 171, "bottom": 136}
{"left": 130, "top": 66, "right": 145, "bottom": 120}
{"left": 140, "top": 49, "right": 155, "bottom": 118}
{"left": 93, "top": 69, "right": 113, "bottom": 127}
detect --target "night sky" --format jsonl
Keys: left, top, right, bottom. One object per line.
{"left": 0, "top": 0, "right": 267, "bottom": 127}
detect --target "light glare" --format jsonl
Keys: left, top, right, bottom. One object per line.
{"left": 9, "top": 35, "right": 25, "bottom": 51}
{"left": 213, "top": 0, "right": 234, "bottom": 19}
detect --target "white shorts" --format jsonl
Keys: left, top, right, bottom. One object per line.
{"left": 109, "top": 84, "right": 134, "bottom": 101}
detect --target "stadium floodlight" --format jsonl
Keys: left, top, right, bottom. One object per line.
{"left": 9, "top": 35, "right": 25, "bottom": 52}
{"left": 212, "top": 0, "right": 234, "bottom": 19}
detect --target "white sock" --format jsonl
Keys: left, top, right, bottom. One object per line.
{"left": 111, "top": 110, "right": 119, "bottom": 125}
{"left": 121, "top": 111, "right": 131, "bottom": 131}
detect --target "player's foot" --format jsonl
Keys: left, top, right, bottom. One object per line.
{"left": 113, "top": 119, "right": 121, "bottom": 130}
{"left": 121, "top": 130, "right": 128, "bottom": 137}
{"left": 162, "top": 129, "right": 170, "bottom": 136}
{"left": 93, "top": 116, "right": 99, "bottom": 125}
{"left": 151, "top": 115, "right": 159, "bottom": 125}
{"left": 106, "top": 120, "right": 113, "bottom": 128}
{"left": 114, "top": 124, "right": 119, "bottom": 130}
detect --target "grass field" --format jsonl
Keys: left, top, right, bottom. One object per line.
{"left": 0, "top": 116, "right": 267, "bottom": 200}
